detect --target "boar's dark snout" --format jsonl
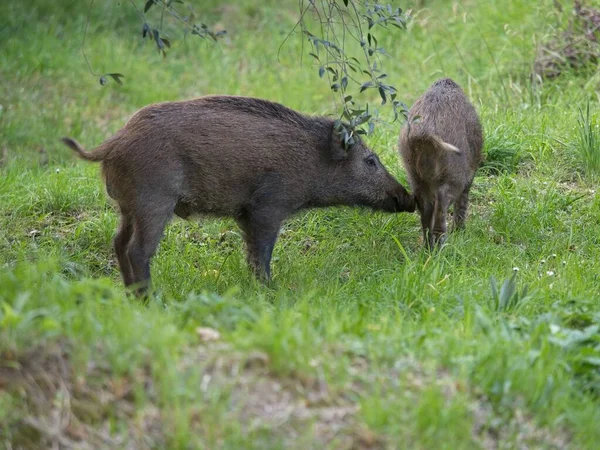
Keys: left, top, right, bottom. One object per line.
{"left": 381, "top": 185, "right": 416, "bottom": 213}
{"left": 396, "top": 188, "right": 416, "bottom": 213}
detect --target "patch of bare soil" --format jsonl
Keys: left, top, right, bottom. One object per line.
{"left": 0, "top": 341, "right": 379, "bottom": 450}
{"left": 534, "top": 1, "right": 600, "bottom": 79}
{"left": 0, "top": 340, "right": 571, "bottom": 449}
{"left": 178, "top": 344, "right": 383, "bottom": 449}
{"left": 0, "top": 342, "right": 164, "bottom": 450}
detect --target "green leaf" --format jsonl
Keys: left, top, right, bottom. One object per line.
{"left": 368, "top": 121, "right": 375, "bottom": 135}
{"left": 379, "top": 86, "right": 387, "bottom": 104}
{"left": 319, "top": 66, "right": 325, "bottom": 78}
{"left": 153, "top": 30, "right": 164, "bottom": 50}
{"left": 107, "top": 73, "right": 125, "bottom": 85}
{"left": 583, "top": 356, "right": 600, "bottom": 366}
{"left": 360, "top": 81, "right": 374, "bottom": 92}
{"left": 499, "top": 274, "right": 516, "bottom": 310}
{"left": 144, "top": 0, "right": 154, "bottom": 13}
{"left": 353, "top": 114, "right": 371, "bottom": 126}
{"left": 0, "top": 303, "right": 20, "bottom": 328}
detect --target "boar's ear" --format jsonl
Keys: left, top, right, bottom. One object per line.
{"left": 330, "top": 122, "right": 351, "bottom": 161}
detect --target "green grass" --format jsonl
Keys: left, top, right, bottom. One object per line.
{"left": 573, "top": 102, "right": 600, "bottom": 177}
{"left": 2, "top": 0, "right": 600, "bottom": 448}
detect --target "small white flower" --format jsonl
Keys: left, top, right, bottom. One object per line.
{"left": 546, "top": 270, "right": 555, "bottom": 276}
{"left": 513, "top": 267, "right": 520, "bottom": 272}
{"left": 55, "top": 168, "right": 60, "bottom": 173}
{"left": 540, "top": 259, "right": 546, "bottom": 264}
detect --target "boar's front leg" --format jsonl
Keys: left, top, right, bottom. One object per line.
{"left": 236, "top": 207, "right": 284, "bottom": 281}
{"left": 239, "top": 174, "right": 294, "bottom": 280}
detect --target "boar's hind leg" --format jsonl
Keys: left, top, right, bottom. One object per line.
{"left": 114, "top": 207, "right": 134, "bottom": 287}
{"left": 127, "top": 201, "right": 174, "bottom": 295}
{"left": 453, "top": 182, "right": 472, "bottom": 230}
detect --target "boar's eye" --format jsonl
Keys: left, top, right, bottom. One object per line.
{"left": 365, "top": 156, "right": 377, "bottom": 168}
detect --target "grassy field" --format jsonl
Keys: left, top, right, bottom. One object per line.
{"left": 2, "top": 0, "right": 600, "bottom": 448}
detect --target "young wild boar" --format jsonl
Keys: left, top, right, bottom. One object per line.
{"left": 399, "top": 78, "right": 483, "bottom": 248}
{"left": 63, "top": 95, "right": 415, "bottom": 294}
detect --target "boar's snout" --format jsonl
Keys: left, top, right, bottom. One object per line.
{"left": 337, "top": 142, "right": 415, "bottom": 214}
{"left": 381, "top": 184, "right": 416, "bottom": 213}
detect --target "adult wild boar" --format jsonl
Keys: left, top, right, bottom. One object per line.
{"left": 63, "top": 95, "right": 415, "bottom": 294}
{"left": 399, "top": 78, "right": 483, "bottom": 248}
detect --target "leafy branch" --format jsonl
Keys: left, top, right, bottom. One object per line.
{"left": 296, "top": 1, "right": 409, "bottom": 147}
{"left": 83, "top": 0, "right": 225, "bottom": 85}
{"left": 133, "top": 0, "right": 226, "bottom": 58}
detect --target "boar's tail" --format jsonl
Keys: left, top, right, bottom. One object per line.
{"left": 61, "top": 137, "right": 111, "bottom": 162}
{"left": 408, "top": 131, "right": 461, "bottom": 155}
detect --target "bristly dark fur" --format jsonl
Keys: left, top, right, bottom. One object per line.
{"left": 62, "top": 94, "right": 415, "bottom": 296}
{"left": 200, "top": 96, "right": 330, "bottom": 132}
{"left": 399, "top": 78, "right": 483, "bottom": 249}
{"left": 431, "top": 78, "right": 460, "bottom": 89}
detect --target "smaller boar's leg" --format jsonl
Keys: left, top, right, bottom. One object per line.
{"left": 453, "top": 181, "right": 472, "bottom": 230}
{"left": 418, "top": 199, "right": 435, "bottom": 249}
{"left": 432, "top": 187, "right": 452, "bottom": 247}
{"left": 114, "top": 208, "right": 135, "bottom": 286}
{"left": 127, "top": 202, "right": 174, "bottom": 295}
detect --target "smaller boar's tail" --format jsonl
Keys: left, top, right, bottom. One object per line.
{"left": 61, "top": 137, "right": 111, "bottom": 162}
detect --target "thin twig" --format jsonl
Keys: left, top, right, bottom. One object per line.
{"left": 82, "top": 0, "right": 99, "bottom": 76}
{"left": 278, "top": 0, "right": 313, "bottom": 64}
{"left": 129, "top": 0, "right": 146, "bottom": 22}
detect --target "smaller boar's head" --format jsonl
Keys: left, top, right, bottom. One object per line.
{"left": 326, "top": 133, "right": 415, "bottom": 213}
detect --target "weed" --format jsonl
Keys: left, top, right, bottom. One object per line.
{"left": 574, "top": 101, "right": 600, "bottom": 177}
